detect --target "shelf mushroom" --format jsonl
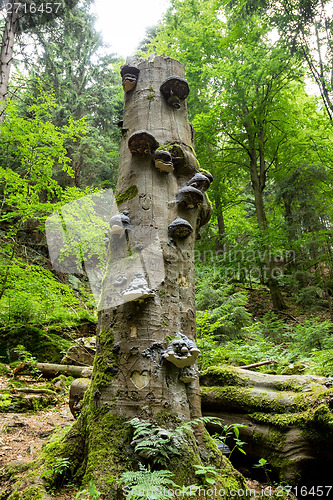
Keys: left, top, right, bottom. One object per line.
{"left": 128, "top": 130, "right": 159, "bottom": 156}
{"left": 120, "top": 65, "right": 140, "bottom": 92}
{"left": 160, "top": 76, "right": 190, "bottom": 109}
{"left": 186, "top": 172, "right": 212, "bottom": 192}
{"left": 153, "top": 149, "right": 174, "bottom": 173}
{"left": 168, "top": 217, "right": 193, "bottom": 239}
{"left": 162, "top": 333, "right": 200, "bottom": 368}
{"left": 122, "top": 272, "right": 154, "bottom": 302}
{"left": 109, "top": 211, "right": 131, "bottom": 236}
{"left": 176, "top": 186, "right": 204, "bottom": 209}
{"left": 203, "top": 171, "right": 213, "bottom": 184}
{"left": 179, "top": 366, "right": 198, "bottom": 384}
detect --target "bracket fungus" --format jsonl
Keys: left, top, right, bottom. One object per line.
{"left": 160, "top": 76, "right": 190, "bottom": 109}
{"left": 109, "top": 211, "right": 131, "bottom": 236}
{"left": 168, "top": 217, "right": 193, "bottom": 239}
{"left": 128, "top": 130, "right": 159, "bottom": 156}
{"left": 120, "top": 64, "right": 140, "bottom": 93}
{"left": 162, "top": 333, "right": 200, "bottom": 368}
{"left": 153, "top": 149, "right": 174, "bottom": 173}
{"left": 176, "top": 186, "right": 204, "bottom": 209}
{"left": 187, "top": 172, "right": 211, "bottom": 192}
{"left": 179, "top": 366, "right": 199, "bottom": 384}
{"left": 202, "top": 171, "right": 213, "bottom": 184}
{"left": 122, "top": 272, "right": 154, "bottom": 302}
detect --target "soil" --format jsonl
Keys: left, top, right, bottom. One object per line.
{"left": 0, "top": 375, "right": 76, "bottom": 499}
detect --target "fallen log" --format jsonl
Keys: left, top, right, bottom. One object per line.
{"left": 9, "top": 387, "right": 57, "bottom": 397}
{"left": 239, "top": 360, "right": 278, "bottom": 370}
{"left": 200, "top": 365, "right": 333, "bottom": 487}
{"left": 35, "top": 363, "right": 92, "bottom": 379}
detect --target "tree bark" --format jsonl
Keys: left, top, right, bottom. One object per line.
{"left": 0, "top": 1, "right": 18, "bottom": 120}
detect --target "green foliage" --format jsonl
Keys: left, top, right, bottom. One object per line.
{"left": 76, "top": 481, "right": 102, "bottom": 500}
{"left": 196, "top": 269, "right": 252, "bottom": 341}
{"left": 292, "top": 319, "right": 333, "bottom": 352}
{"left": 213, "top": 423, "right": 247, "bottom": 458}
{"left": 0, "top": 87, "right": 87, "bottom": 225}
{"left": 253, "top": 458, "right": 272, "bottom": 484}
{"left": 42, "top": 456, "right": 71, "bottom": 489}
{"left": 128, "top": 418, "right": 182, "bottom": 466}
{"left": 193, "top": 464, "right": 221, "bottom": 486}
{"left": 117, "top": 464, "right": 181, "bottom": 500}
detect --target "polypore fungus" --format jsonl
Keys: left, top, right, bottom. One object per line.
{"left": 153, "top": 149, "right": 174, "bottom": 173}
{"left": 122, "top": 272, "right": 154, "bottom": 302}
{"left": 109, "top": 211, "right": 131, "bottom": 236}
{"left": 120, "top": 64, "right": 140, "bottom": 93}
{"left": 179, "top": 366, "right": 199, "bottom": 384}
{"left": 162, "top": 333, "right": 200, "bottom": 368}
{"left": 128, "top": 130, "right": 159, "bottom": 156}
{"left": 186, "top": 173, "right": 211, "bottom": 192}
{"left": 160, "top": 76, "right": 190, "bottom": 109}
{"left": 168, "top": 217, "right": 193, "bottom": 239}
{"left": 176, "top": 186, "right": 204, "bottom": 209}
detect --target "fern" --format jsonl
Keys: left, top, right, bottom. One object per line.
{"left": 128, "top": 418, "right": 182, "bottom": 466}
{"left": 128, "top": 416, "right": 224, "bottom": 466}
{"left": 119, "top": 464, "right": 177, "bottom": 500}
{"left": 174, "top": 415, "right": 223, "bottom": 435}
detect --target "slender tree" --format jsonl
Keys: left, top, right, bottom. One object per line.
{"left": 0, "top": 0, "right": 78, "bottom": 117}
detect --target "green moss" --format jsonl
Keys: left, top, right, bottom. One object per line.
{"left": 146, "top": 93, "right": 155, "bottom": 100}
{"left": 156, "top": 143, "right": 175, "bottom": 152}
{"left": 82, "top": 408, "right": 135, "bottom": 489}
{"left": 199, "top": 167, "right": 213, "bottom": 178}
{"left": 116, "top": 185, "right": 138, "bottom": 206}
{"left": 164, "top": 335, "right": 177, "bottom": 345}
{"left": 201, "top": 386, "right": 303, "bottom": 414}
{"left": 200, "top": 366, "right": 247, "bottom": 387}
{"left": 156, "top": 409, "right": 182, "bottom": 428}
{"left": 312, "top": 402, "right": 333, "bottom": 425}
{"left": 249, "top": 410, "right": 313, "bottom": 429}
{"left": 187, "top": 144, "right": 197, "bottom": 158}
{"left": 89, "top": 328, "right": 119, "bottom": 389}
{"left": 7, "top": 486, "right": 45, "bottom": 500}
{"left": 276, "top": 380, "right": 304, "bottom": 392}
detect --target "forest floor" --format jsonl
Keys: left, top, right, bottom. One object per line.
{"left": 0, "top": 373, "right": 293, "bottom": 500}
{"left": 0, "top": 374, "right": 76, "bottom": 499}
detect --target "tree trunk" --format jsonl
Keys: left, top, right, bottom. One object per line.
{"left": 248, "top": 152, "right": 286, "bottom": 310}
{"left": 0, "top": 1, "right": 18, "bottom": 120}
{"left": 76, "top": 54, "right": 244, "bottom": 496}
{"left": 8, "top": 56, "right": 249, "bottom": 499}
{"left": 215, "top": 193, "right": 226, "bottom": 251}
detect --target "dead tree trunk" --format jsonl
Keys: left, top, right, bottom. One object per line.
{"left": 72, "top": 54, "right": 246, "bottom": 497}
{"left": 7, "top": 56, "right": 250, "bottom": 499}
